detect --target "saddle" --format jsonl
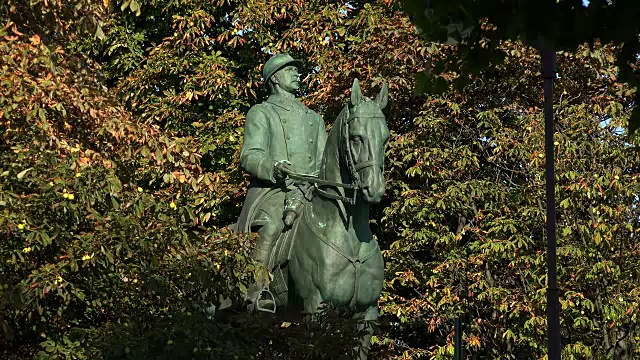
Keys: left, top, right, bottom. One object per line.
{"left": 265, "top": 204, "right": 305, "bottom": 311}
{"left": 244, "top": 202, "right": 306, "bottom": 314}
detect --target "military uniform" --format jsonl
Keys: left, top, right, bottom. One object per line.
{"left": 235, "top": 92, "right": 327, "bottom": 267}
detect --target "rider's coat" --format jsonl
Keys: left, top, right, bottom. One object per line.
{"left": 233, "top": 94, "right": 327, "bottom": 233}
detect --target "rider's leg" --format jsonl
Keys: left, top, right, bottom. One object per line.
{"left": 252, "top": 215, "right": 285, "bottom": 268}
{"left": 248, "top": 214, "right": 284, "bottom": 313}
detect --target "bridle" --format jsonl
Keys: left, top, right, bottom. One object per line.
{"left": 286, "top": 111, "right": 384, "bottom": 205}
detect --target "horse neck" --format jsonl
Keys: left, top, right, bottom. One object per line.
{"left": 312, "top": 121, "right": 372, "bottom": 238}
{"left": 310, "top": 191, "right": 370, "bottom": 235}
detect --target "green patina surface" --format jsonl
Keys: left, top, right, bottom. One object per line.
{"left": 235, "top": 54, "right": 390, "bottom": 358}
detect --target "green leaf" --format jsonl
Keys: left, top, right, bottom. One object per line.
{"left": 130, "top": 0, "right": 139, "bottom": 12}
{"left": 38, "top": 108, "right": 46, "bottom": 122}
{"left": 120, "top": 0, "right": 132, "bottom": 11}
{"left": 111, "top": 197, "right": 119, "bottom": 210}
{"left": 140, "top": 146, "right": 150, "bottom": 157}
{"left": 238, "top": 282, "right": 247, "bottom": 296}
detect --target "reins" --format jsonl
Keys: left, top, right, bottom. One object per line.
{"left": 282, "top": 170, "right": 360, "bottom": 205}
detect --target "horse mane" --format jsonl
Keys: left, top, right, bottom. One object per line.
{"left": 316, "top": 103, "right": 350, "bottom": 223}
{"left": 320, "top": 104, "right": 349, "bottom": 191}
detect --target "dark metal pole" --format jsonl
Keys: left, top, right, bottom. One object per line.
{"left": 454, "top": 317, "right": 462, "bottom": 360}
{"left": 541, "top": 47, "right": 560, "bottom": 360}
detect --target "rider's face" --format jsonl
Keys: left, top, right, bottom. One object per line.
{"left": 272, "top": 66, "right": 300, "bottom": 94}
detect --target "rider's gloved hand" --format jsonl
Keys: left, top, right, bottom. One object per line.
{"left": 273, "top": 160, "right": 294, "bottom": 181}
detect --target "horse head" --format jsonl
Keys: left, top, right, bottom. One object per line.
{"left": 321, "top": 78, "right": 389, "bottom": 205}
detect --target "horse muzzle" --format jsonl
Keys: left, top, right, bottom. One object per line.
{"left": 361, "top": 167, "right": 385, "bottom": 203}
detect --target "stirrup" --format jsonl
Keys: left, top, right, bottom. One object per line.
{"left": 255, "top": 288, "right": 277, "bottom": 313}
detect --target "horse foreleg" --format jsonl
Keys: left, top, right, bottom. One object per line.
{"left": 296, "top": 287, "right": 325, "bottom": 332}
{"left": 356, "top": 304, "right": 379, "bottom": 360}
{"left": 301, "top": 288, "right": 323, "bottom": 316}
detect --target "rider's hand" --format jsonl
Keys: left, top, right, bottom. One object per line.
{"left": 273, "top": 161, "right": 294, "bottom": 180}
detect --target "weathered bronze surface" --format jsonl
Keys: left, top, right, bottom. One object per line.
{"left": 234, "top": 53, "right": 389, "bottom": 358}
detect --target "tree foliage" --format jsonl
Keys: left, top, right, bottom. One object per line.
{"left": 2, "top": 0, "right": 640, "bottom": 359}
{"left": 401, "top": 0, "right": 640, "bottom": 132}
{"left": 378, "top": 40, "right": 640, "bottom": 358}
{"left": 0, "top": 1, "right": 364, "bottom": 358}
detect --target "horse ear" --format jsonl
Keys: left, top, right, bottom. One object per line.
{"left": 376, "top": 81, "right": 388, "bottom": 109}
{"left": 350, "top": 78, "right": 364, "bottom": 106}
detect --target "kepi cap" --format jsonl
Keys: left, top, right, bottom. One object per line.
{"left": 262, "top": 53, "right": 303, "bottom": 88}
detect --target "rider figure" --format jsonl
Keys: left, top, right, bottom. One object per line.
{"left": 235, "top": 54, "right": 327, "bottom": 270}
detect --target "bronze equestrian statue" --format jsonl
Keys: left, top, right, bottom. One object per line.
{"left": 233, "top": 53, "right": 389, "bottom": 359}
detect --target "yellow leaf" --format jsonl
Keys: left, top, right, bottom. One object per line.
{"left": 17, "top": 168, "right": 32, "bottom": 179}
{"left": 96, "top": 26, "right": 105, "bottom": 40}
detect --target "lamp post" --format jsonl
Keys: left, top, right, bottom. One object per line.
{"left": 454, "top": 317, "right": 462, "bottom": 360}
{"left": 541, "top": 47, "right": 561, "bottom": 360}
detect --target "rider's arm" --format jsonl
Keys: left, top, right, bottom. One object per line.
{"left": 313, "top": 114, "right": 328, "bottom": 176}
{"left": 240, "top": 106, "right": 276, "bottom": 183}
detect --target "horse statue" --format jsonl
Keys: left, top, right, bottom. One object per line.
{"left": 258, "top": 78, "right": 389, "bottom": 358}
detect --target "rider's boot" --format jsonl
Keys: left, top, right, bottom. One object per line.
{"left": 252, "top": 240, "right": 275, "bottom": 267}
{"left": 248, "top": 222, "right": 282, "bottom": 312}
